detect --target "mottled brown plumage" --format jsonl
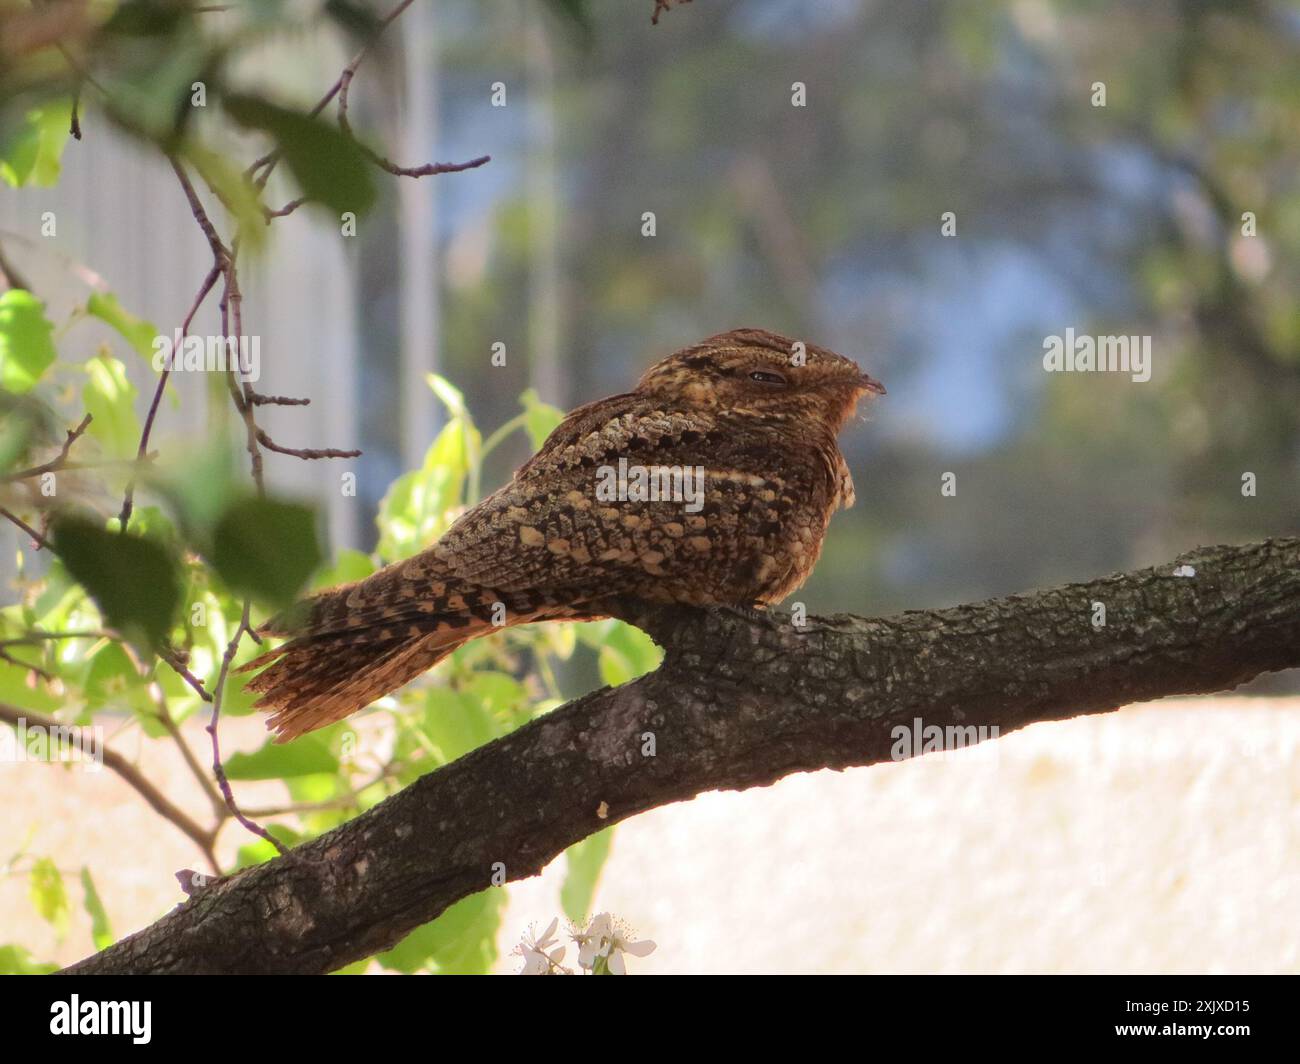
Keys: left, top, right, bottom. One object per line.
{"left": 242, "top": 328, "right": 884, "bottom": 740}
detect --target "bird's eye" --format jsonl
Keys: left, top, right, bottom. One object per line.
{"left": 748, "top": 370, "right": 786, "bottom": 386}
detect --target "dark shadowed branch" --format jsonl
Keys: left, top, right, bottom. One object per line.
{"left": 62, "top": 537, "right": 1300, "bottom": 974}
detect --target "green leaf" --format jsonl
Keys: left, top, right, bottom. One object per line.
{"left": 224, "top": 735, "right": 339, "bottom": 780}
{"left": 610, "top": 621, "right": 662, "bottom": 676}
{"left": 82, "top": 642, "right": 147, "bottom": 710}
{"left": 376, "top": 417, "right": 475, "bottom": 561}
{"left": 82, "top": 354, "right": 141, "bottom": 459}
{"left": 0, "top": 650, "right": 62, "bottom": 714}
{"left": 462, "top": 671, "right": 526, "bottom": 716}
{"left": 86, "top": 293, "right": 158, "bottom": 361}
{"left": 115, "top": 504, "right": 179, "bottom": 549}
{"left": 0, "top": 944, "right": 58, "bottom": 975}
{"left": 183, "top": 141, "right": 268, "bottom": 253}
{"left": 223, "top": 94, "right": 375, "bottom": 216}
{"left": 0, "top": 291, "right": 58, "bottom": 393}
{"left": 596, "top": 622, "right": 662, "bottom": 686}
{"left": 80, "top": 867, "right": 114, "bottom": 951}
{"left": 0, "top": 100, "right": 73, "bottom": 188}
{"left": 377, "top": 889, "right": 503, "bottom": 974}
{"left": 426, "top": 373, "right": 468, "bottom": 420}
{"left": 146, "top": 438, "right": 242, "bottom": 536}
{"left": 0, "top": 394, "right": 45, "bottom": 473}
{"left": 52, "top": 515, "right": 181, "bottom": 651}
{"left": 234, "top": 824, "right": 300, "bottom": 870}
{"left": 311, "top": 548, "right": 375, "bottom": 590}
{"left": 209, "top": 497, "right": 322, "bottom": 610}
{"left": 598, "top": 645, "right": 634, "bottom": 686}
{"left": 561, "top": 827, "right": 614, "bottom": 923}
{"left": 419, "top": 688, "right": 497, "bottom": 764}
{"left": 520, "top": 387, "right": 565, "bottom": 450}
{"left": 29, "top": 857, "right": 69, "bottom": 935}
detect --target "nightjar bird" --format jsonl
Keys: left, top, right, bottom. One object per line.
{"left": 243, "top": 328, "right": 885, "bottom": 740}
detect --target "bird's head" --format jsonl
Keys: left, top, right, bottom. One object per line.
{"left": 636, "top": 327, "right": 885, "bottom": 433}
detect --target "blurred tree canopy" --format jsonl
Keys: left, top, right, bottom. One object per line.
{"left": 407, "top": 0, "right": 1298, "bottom": 613}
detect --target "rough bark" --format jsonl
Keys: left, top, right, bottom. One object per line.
{"left": 63, "top": 537, "right": 1300, "bottom": 974}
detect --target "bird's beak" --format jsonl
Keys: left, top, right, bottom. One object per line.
{"left": 857, "top": 372, "right": 886, "bottom": 396}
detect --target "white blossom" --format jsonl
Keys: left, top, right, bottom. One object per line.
{"left": 515, "top": 918, "right": 567, "bottom": 975}
{"left": 574, "top": 912, "right": 656, "bottom": 974}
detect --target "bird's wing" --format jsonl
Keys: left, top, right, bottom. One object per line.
{"left": 429, "top": 399, "right": 728, "bottom": 596}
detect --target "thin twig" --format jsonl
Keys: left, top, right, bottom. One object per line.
{"left": 652, "top": 0, "right": 692, "bottom": 25}
{"left": 159, "top": 647, "right": 214, "bottom": 704}
{"left": 248, "top": 392, "right": 310, "bottom": 406}
{"left": 154, "top": 699, "right": 227, "bottom": 821}
{"left": 335, "top": 29, "right": 489, "bottom": 179}
{"left": 248, "top": 0, "right": 486, "bottom": 191}
{"left": 208, "top": 605, "right": 288, "bottom": 856}
{"left": 0, "top": 508, "right": 51, "bottom": 549}
{"left": 118, "top": 263, "right": 222, "bottom": 529}
{"left": 1, "top": 413, "right": 92, "bottom": 483}
{"left": 255, "top": 429, "right": 362, "bottom": 460}
{"left": 0, "top": 647, "right": 55, "bottom": 681}
{"left": 168, "top": 157, "right": 231, "bottom": 264}
{"left": 262, "top": 197, "right": 306, "bottom": 220}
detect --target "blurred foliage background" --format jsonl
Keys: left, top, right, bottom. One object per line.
{"left": 0, "top": 0, "right": 1297, "bottom": 972}
{"left": 353, "top": 0, "right": 1300, "bottom": 616}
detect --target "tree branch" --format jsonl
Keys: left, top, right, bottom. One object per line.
{"left": 61, "top": 537, "right": 1300, "bottom": 974}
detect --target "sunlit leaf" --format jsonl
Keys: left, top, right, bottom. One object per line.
{"left": 234, "top": 824, "right": 300, "bottom": 870}
{"left": 224, "top": 735, "right": 339, "bottom": 780}
{"left": 520, "top": 387, "right": 565, "bottom": 450}
{"left": 426, "top": 373, "right": 468, "bottom": 420}
{"left": 561, "top": 827, "right": 614, "bottom": 923}
{"left": 86, "top": 293, "right": 158, "bottom": 361}
{"left": 311, "top": 548, "right": 376, "bottom": 590}
{"left": 82, "top": 353, "right": 140, "bottom": 459}
{"left": 377, "top": 889, "right": 503, "bottom": 974}
{"left": 80, "top": 868, "right": 114, "bottom": 951}
{"left": 419, "top": 688, "right": 497, "bottom": 763}
{"left": 376, "top": 417, "right": 474, "bottom": 562}
{"left": 0, "top": 100, "right": 73, "bottom": 188}
{"left": 0, "top": 291, "right": 57, "bottom": 394}
{"left": 29, "top": 857, "right": 69, "bottom": 935}
{"left": 0, "top": 945, "right": 57, "bottom": 975}
{"left": 184, "top": 141, "right": 268, "bottom": 252}
{"left": 82, "top": 642, "right": 146, "bottom": 709}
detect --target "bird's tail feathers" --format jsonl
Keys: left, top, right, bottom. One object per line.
{"left": 240, "top": 575, "right": 516, "bottom": 741}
